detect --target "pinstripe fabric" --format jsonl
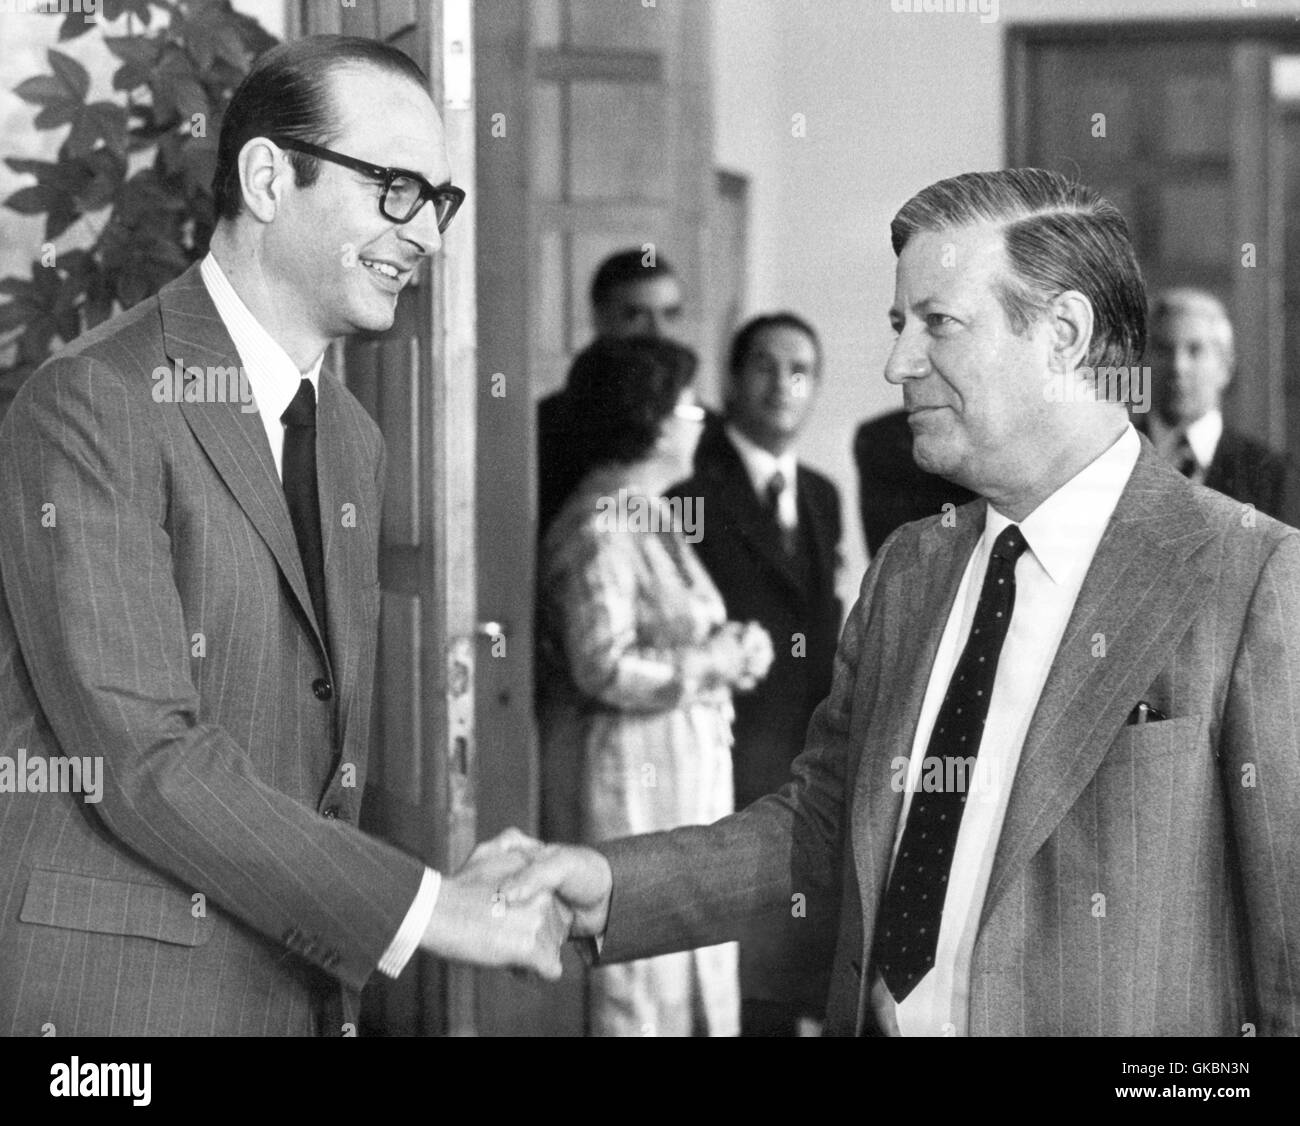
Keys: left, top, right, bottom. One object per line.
{"left": 598, "top": 445, "right": 1300, "bottom": 1035}
{"left": 0, "top": 265, "right": 423, "bottom": 1036}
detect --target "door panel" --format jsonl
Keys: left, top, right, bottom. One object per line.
{"left": 292, "top": 0, "right": 479, "bottom": 1036}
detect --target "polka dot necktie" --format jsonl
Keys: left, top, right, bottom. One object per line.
{"left": 871, "top": 524, "right": 1030, "bottom": 1002}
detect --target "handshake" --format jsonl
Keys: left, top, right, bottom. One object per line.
{"left": 417, "top": 829, "right": 615, "bottom": 979}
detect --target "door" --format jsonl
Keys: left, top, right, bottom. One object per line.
{"left": 291, "top": 0, "right": 480, "bottom": 1036}
{"left": 1008, "top": 18, "right": 1300, "bottom": 454}
{"left": 474, "top": 0, "right": 716, "bottom": 1035}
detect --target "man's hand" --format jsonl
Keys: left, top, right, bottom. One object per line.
{"left": 498, "top": 843, "right": 613, "bottom": 939}
{"left": 420, "top": 829, "right": 572, "bottom": 979}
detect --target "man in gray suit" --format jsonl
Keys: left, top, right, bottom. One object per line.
{"left": 0, "top": 36, "right": 565, "bottom": 1037}
{"left": 503, "top": 169, "right": 1300, "bottom": 1035}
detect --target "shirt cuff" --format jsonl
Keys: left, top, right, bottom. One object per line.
{"left": 377, "top": 866, "right": 442, "bottom": 978}
{"left": 574, "top": 934, "right": 603, "bottom": 966}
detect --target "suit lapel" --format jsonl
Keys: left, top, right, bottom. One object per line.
{"left": 979, "top": 448, "right": 1217, "bottom": 926}
{"left": 160, "top": 265, "right": 328, "bottom": 667}
{"left": 700, "top": 426, "right": 808, "bottom": 597}
{"left": 796, "top": 468, "right": 837, "bottom": 592}
{"left": 853, "top": 504, "right": 986, "bottom": 936}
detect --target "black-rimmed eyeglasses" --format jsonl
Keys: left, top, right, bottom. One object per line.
{"left": 270, "top": 137, "right": 466, "bottom": 232}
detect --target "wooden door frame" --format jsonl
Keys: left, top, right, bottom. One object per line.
{"left": 291, "top": 0, "right": 480, "bottom": 1036}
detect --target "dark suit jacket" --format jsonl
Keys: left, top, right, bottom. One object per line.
{"left": 597, "top": 444, "right": 1300, "bottom": 1035}
{"left": 671, "top": 418, "right": 842, "bottom": 809}
{"left": 0, "top": 264, "right": 423, "bottom": 1036}
{"left": 537, "top": 389, "right": 580, "bottom": 539}
{"left": 854, "top": 409, "right": 976, "bottom": 556}
{"left": 668, "top": 418, "right": 842, "bottom": 1008}
{"left": 1204, "top": 428, "right": 1294, "bottom": 525}
{"left": 1134, "top": 416, "right": 1295, "bottom": 526}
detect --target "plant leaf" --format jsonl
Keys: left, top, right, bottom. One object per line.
{"left": 65, "top": 102, "right": 129, "bottom": 160}
{"left": 34, "top": 101, "right": 79, "bottom": 129}
{"left": 102, "top": 0, "right": 154, "bottom": 24}
{"left": 47, "top": 49, "right": 90, "bottom": 104}
{"left": 4, "top": 186, "right": 55, "bottom": 215}
{"left": 59, "top": 11, "right": 97, "bottom": 41}
{"left": 14, "top": 75, "right": 69, "bottom": 105}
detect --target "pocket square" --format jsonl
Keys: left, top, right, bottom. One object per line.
{"left": 1125, "top": 701, "right": 1168, "bottom": 725}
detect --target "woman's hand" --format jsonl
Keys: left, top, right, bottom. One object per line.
{"left": 685, "top": 621, "right": 775, "bottom": 692}
{"left": 734, "top": 621, "right": 774, "bottom": 690}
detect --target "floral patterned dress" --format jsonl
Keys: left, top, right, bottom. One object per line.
{"left": 537, "top": 463, "right": 740, "bottom": 1037}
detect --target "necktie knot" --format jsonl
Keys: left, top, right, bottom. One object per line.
{"left": 990, "top": 524, "right": 1028, "bottom": 565}
{"left": 766, "top": 470, "right": 786, "bottom": 510}
{"left": 282, "top": 378, "right": 316, "bottom": 429}
{"left": 1173, "top": 431, "right": 1200, "bottom": 479}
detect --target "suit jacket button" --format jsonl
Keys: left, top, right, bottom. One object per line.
{"left": 312, "top": 678, "right": 333, "bottom": 701}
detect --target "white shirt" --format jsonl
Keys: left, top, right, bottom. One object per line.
{"left": 1149, "top": 409, "right": 1223, "bottom": 475}
{"left": 723, "top": 422, "right": 799, "bottom": 530}
{"left": 199, "top": 251, "right": 439, "bottom": 979}
{"left": 198, "top": 253, "right": 324, "bottom": 481}
{"left": 873, "top": 424, "right": 1141, "bottom": 1036}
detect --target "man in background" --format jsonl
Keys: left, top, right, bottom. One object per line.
{"left": 536, "top": 249, "right": 685, "bottom": 535}
{"left": 1143, "top": 287, "right": 1293, "bottom": 523}
{"left": 669, "top": 312, "right": 842, "bottom": 1036}
{"left": 853, "top": 409, "right": 976, "bottom": 556}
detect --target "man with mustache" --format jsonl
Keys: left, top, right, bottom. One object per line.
{"left": 503, "top": 168, "right": 1300, "bottom": 1036}
{"left": 0, "top": 35, "right": 566, "bottom": 1037}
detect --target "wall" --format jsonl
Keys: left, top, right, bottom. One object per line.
{"left": 712, "top": 0, "right": 1295, "bottom": 604}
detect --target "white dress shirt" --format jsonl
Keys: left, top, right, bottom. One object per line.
{"left": 723, "top": 422, "right": 799, "bottom": 531}
{"left": 199, "top": 252, "right": 439, "bottom": 978}
{"left": 873, "top": 424, "right": 1141, "bottom": 1036}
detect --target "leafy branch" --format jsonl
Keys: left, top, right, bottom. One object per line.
{"left": 0, "top": 0, "right": 276, "bottom": 405}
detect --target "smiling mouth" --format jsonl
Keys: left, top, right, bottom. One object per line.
{"left": 360, "top": 258, "right": 408, "bottom": 283}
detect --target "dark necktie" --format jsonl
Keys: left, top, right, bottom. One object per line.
{"left": 1172, "top": 431, "right": 1204, "bottom": 484}
{"left": 281, "top": 378, "right": 328, "bottom": 653}
{"left": 765, "top": 470, "right": 796, "bottom": 555}
{"left": 872, "top": 523, "right": 1030, "bottom": 1003}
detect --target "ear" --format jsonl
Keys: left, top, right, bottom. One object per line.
{"left": 1045, "top": 289, "right": 1095, "bottom": 376}
{"left": 236, "top": 137, "right": 288, "bottom": 224}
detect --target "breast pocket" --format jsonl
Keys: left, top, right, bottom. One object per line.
{"left": 1105, "top": 714, "right": 1207, "bottom": 765}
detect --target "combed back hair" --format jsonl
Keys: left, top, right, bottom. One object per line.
{"left": 565, "top": 336, "right": 698, "bottom": 471}
{"left": 1149, "top": 287, "right": 1235, "bottom": 365}
{"left": 213, "top": 35, "right": 428, "bottom": 222}
{"left": 729, "top": 311, "right": 822, "bottom": 379}
{"left": 590, "top": 249, "right": 677, "bottom": 309}
{"left": 891, "top": 169, "right": 1147, "bottom": 369}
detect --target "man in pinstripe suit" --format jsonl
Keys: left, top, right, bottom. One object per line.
{"left": 0, "top": 36, "right": 566, "bottom": 1037}
{"left": 505, "top": 169, "right": 1300, "bottom": 1036}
